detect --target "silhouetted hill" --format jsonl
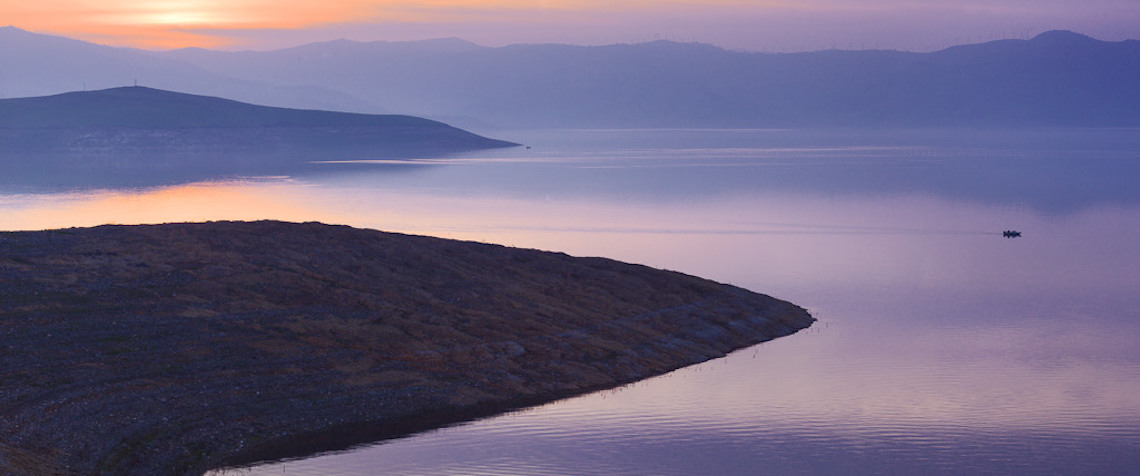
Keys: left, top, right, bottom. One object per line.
{"left": 0, "top": 86, "right": 462, "bottom": 129}
{"left": 4, "top": 27, "right": 1139, "bottom": 127}
{"left": 0, "top": 87, "right": 517, "bottom": 188}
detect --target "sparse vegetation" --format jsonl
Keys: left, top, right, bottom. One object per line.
{"left": 0, "top": 221, "right": 812, "bottom": 475}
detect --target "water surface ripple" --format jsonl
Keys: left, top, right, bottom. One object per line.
{"left": 5, "top": 128, "right": 1136, "bottom": 475}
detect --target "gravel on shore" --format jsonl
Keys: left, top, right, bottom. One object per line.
{"left": 0, "top": 220, "right": 813, "bottom": 475}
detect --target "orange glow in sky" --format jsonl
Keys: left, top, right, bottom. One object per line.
{"left": 7, "top": 0, "right": 389, "bottom": 48}
{"left": 1, "top": 0, "right": 1137, "bottom": 51}
{"left": 3, "top": 0, "right": 665, "bottom": 48}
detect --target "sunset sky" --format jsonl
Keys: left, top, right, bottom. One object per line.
{"left": 3, "top": 0, "right": 1138, "bottom": 51}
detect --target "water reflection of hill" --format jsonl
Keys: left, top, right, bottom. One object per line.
{"left": 2, "top": 128, "right": 1136, "bottom": 215}
{"left": 0, "top": 148, "right": 435, "bottom": 191}
{"left": 360, "top": 127, "right": 1140, "bottom": 215}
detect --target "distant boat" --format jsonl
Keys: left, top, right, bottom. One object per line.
{"left": 1003, "top": 230, "right": 1022, "bottom": 238}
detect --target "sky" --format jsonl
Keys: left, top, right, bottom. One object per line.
{"left": 2, "top": 0, "right": 1139, "bottom": 52}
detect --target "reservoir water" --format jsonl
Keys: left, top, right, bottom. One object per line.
{"left": 3, "top": 128, "right": 1139, "bottom": 475}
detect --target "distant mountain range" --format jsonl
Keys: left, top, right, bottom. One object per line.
{"left": 2, "top": 27, "right": 1139, "bottom": 128}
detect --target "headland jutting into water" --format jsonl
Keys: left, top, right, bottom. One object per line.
{"left": 0, "top": 221, "right": 813, "bottom": 475}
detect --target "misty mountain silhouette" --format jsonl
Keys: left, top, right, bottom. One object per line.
{"left": 157, "top": 30, "right": 1140, "bottom": 128}
{"left": 3, "top": 27, "right": 1139, "bottom": 128}
{"left": 0, "top": 26, "right": 376, "bottom": 112}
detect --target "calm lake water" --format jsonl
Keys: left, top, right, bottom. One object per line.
{"left": 4, "top": 128, "right": 1139, "bottom": 475}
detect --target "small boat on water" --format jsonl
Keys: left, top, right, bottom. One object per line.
{"left": 1003, "top": 230, "right": 1022, "bottom": 238}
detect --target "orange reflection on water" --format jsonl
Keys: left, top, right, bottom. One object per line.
{"left": 6, "top": 177, "right": 1139, "bottom": 305}
{"left": 0, "top": 181, "right": 338, "bottom": 231}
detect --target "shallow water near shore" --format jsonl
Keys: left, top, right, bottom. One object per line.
{"left": 4, "top": 128, "right": 1140, "bottom": 475}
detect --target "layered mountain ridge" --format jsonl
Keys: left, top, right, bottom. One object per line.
{"left": 3, "top": 27, "right": 1138, "bottom": 128}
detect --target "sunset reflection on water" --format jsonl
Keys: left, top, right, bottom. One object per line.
{"left": 4, "top": 128, "right": 1139, "bottom": 475}
{"left": 0, "top": 180, "right": 328, "bottom": 231}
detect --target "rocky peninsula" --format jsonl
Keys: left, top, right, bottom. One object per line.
{"left": 0, "top": 221, "right": 813, "bottom": 475}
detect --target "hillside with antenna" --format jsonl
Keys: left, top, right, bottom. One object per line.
{"left": 0, "top": 86, "right": 517, "bottom": 188}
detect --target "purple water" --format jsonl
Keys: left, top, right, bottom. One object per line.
{"left": 4, "top": 128, "right": 1137, "bottom": 475}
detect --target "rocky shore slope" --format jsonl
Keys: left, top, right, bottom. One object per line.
{"left": 0, "top": 221, "right": 813, "bottom": 475}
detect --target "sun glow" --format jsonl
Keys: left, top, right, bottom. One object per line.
{"left": 5, "top": 0, "right": 388, "bottom": 48}
{"left": 5, "top": 0, "right": 792, "bottom": 49}
{"left": 2, "top": 0, "right": 1137, "bottom": 51}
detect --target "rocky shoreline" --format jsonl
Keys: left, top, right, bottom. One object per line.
{"left": 0, "top": 221, "right": 813, "bottom": 475}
